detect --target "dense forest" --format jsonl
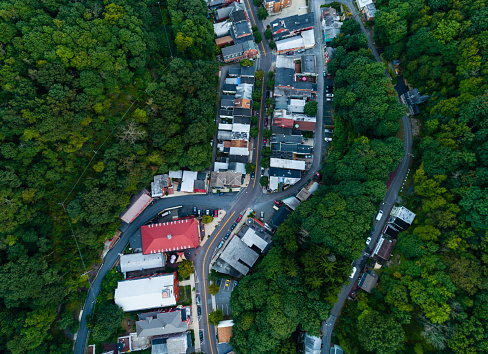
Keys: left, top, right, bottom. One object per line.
{"left": 0, "top": 0, "right": 217, "bottom": 352}
{"left": 334, "top": 0, "right": 488, "bottom": 353}
{"left": 229, "top": 19, "right": 405, "bottom": 353}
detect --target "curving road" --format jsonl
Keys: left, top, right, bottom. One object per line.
{"left": 316, "top": 0, "right": 413, "bottom": 351}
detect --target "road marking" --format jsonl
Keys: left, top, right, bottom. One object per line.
{"left": 202, "top": 211, "right": 235, "bottom": 354}
{"left": 253, "top": 78, "right": 266, "bottom": 188}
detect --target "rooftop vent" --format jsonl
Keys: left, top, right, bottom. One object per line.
{"left": 167, "top": 234, "right": 172, "bottom": 239}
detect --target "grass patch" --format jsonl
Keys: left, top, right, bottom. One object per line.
{"left": 177, "top": 285, "right": 192, "bottom": 306}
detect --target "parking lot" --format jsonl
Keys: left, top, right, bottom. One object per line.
{"left": 214, "top": 279, "right": 238, "bottom": 316}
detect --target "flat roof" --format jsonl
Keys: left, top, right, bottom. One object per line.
{"left": 120, "top": 252, "right": 165, "bottom": 273}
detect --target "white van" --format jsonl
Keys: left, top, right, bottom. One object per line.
{"left": 376, "top": 210, "right": 384, "bottom": 221}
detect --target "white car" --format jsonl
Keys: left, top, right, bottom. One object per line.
{"left": 324, "top": 129, "right": 334, "bottom": 133}
{"left": 366, "top": 237, "right": 371, "bottom": 245}
{"left": 325, "top": 93, "right": 334, "bottom": 98}
{"left": 376, "top": 210, "right": 384, "bottom": 221}
{"left": 324, "top": 137, "right": 332, "bottom": 142}
{"left": 326, "top": 98, "right": 333, "bottom": 102}
{"left": 349, "top": 266, "right": 357, "bottom": 279}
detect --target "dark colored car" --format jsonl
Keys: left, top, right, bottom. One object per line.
{"left": 217, "top": 278, "right": 222, "bottom": 286}
{"left": 286, "top": 51, "right": 294, "bottom": 55}
{"left": 231, "top": 222, "right": 237, "bottom": 230}
{"left": 236, "top": 214, "right": 243, "bottom": 222}
{"left": 199, "top": 330, "right": 204, "bottom": 342}
{"left": 234, "top": 280, "right": 239, "bottom": 286}
{"left": 224, "top": 231, "right": 231, "bottom": 240}
{"left": 251, "top": 171, "right": 255, "bottom": 178}
{"left": 197, "top": 307, "right": 201, "bottom": 316}
{"left": 265, "top": 118, "right": 268, "bottom": 125}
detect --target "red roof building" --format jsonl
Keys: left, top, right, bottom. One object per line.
{"left": 294, "top": 120, "right": 316, "bottom": 131}
{"left": 273, "top": 117, "right": 294, "bottom": 128}
{"left": 142, "top": 218, "right": 201, "bottom": 254}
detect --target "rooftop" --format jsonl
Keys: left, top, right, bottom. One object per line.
{"left": 210, "top": 171, "right": 243, "bottom": 188}
{"left": 217, "top": 320, "right": 234, "bottom": 343}
{"left": 114, "top": 273, "right": 177, "bottom": 312}
{"left": 120, "top": 252, "right": 165, "bottom": 274}
{"left": 358, "top": 270, "right": 379, "bottom": 293}
{"left": 120, "top": 190, "right": 153, "bottom": 224}
{"left": 136, "top": 310, "right": 188, "bottom": 337}
{"left": 301, "top": 55, "right": 316, "bottom": 74}
{"left": 390, "top": 206, "right": 416, "bottom": 224}
{"left": 219, "top": 236, "right": 260, "bottom": 275}
{"left": 141, "top": 218, "right": 200, "bottom": 254}
{"left": 373, "top": 237, "right": 395, "bottom": 261}
{"left": 270, "top": 12, "right": 315, "bottom": 36}
{"left": 275, "top": 67, "right": 295, "bottom": 87}
{"left": 240, "top": 226, "right": 271, "bottom": 252}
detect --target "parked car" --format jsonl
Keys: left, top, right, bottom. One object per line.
{"left": 366, "top": 237, "right": 371, "bottom": 245}
{"left": 197, "top": 209, "right": 202, "bottom": 217}
{"left": 323, "top": 71, "right": 326, "bottom": 77}
{"left": 264, "top": 118, "right": 268, "bottom": 125}
{"left": 286, "top": 51, "right": 294, "bottom": 55}
{"left": 234, "top": 280, "right": 239, "bottom": 286}
{"left": 324, "top": 137, "right": 332, "bottom": 142}
{"left": 251, "top": 171, "right": 255, "bottom": 178}
{"left": 326, "top": 98, "right": 333, "bottom": 102}
{"left": 199, "top": 330, "right": 204, "bottom": 342}
{"left": 349, "top": 266, "right": 357, "bottom": 279}
{"left": 376, "top": 210, "right": 384, "bottom": 221}
{"left": 324, "top": 129, "right": 334, "bottom": 133}
{"left": 297, "top": 49, "right": 306, "bottom": 53}
{"left": 266, "top": 90, "right": 272, "bottom": 98}
{"left": 197, "top": 307, "right": 201, "bottom": 316}
{"left": 325, "top": 93, "right": 334, "bottom": 98}
{"left": 225, "top": 279, "right": 231, "bottom": 287}
{"left": 218, "top": 240, "right": 225, "bottom": 249}
{"left": 224, "top": 231, "right": 231, "bottom": 240}
{"left": 274, "top": 200, "right": 282, "bottom": 206}
{"left": 196, "top": 295, "right": 201, "bottom": 305}
{"left": 236, "top": 214, "right": 243, "bottom": 222}
{"left": 177, "top": 184, "right": 181, "bottom": 192}
{"left": 260, "top": 211, "right": 264, "bottom": 219}
{"left": 193, "top": 206, "right": 197, "bottom": 215}
{"left": 217, "top": 278, "right": 222, "bottom": 286}
{"left": 206, "top": 209, "right": 210, "bottom": 215}
{"left": 214, "top": 209, "right": 218, "bottom": 217}
{"left": 231, "top": 222, "right": 237, "bottom": 230}
{"left": 263, "top": 138, "right": 267, "bottom": 144}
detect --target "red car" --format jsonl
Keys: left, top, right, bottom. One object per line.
{"left": 274, "top": 200, "right": 282, "bottom": 207}
{"left": 236, "top": 214, "right": 243, "bottom": 222}
{"left": 286, "top": 51, "right": 294, "bottom": 55}
{"left": 264, "top": 118, "right": 268, "bottom": 125}
{"left": 263, "top": 138, "right": 267, "bottom": 144}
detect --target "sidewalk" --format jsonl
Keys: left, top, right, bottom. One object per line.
{"left": 200, "top": 210, "right": 227, "bottom": 247}
{"left": 181, "top": 273, "right": 201, "bottom": 352}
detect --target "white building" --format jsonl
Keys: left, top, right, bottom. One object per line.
{"left": 119, "top": 252, "right": 165, "bottom": 278}
{"left": 270, "top": 158, "right": 306, "bottom": 170}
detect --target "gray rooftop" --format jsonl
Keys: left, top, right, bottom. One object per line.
{"left": 272, "top": 134, "right": 303, "bottom": 144}
{"left": 222, "top": 44, "right": 243, "bottom": 58}
{"left": 275, "top": 67, "right": 294, "bottom": 87}
{"left": 240, "top": 226, "right": 271, "bottom": 252}
{"left": 301, "top": 55, "right": 316, "bottom": 74}
{"left": 267, "top": 167, "right": 301, "bottom": 178}
{"left": 270, "top": 12, "right": 315, "bottom": 37}
{"left": 120, "top": 252, "right": 165, "bottom": 274}
{"left": 241, "top": 65, "right": 256, "bottom": 77}
{"left": 228, "top": 67, "right": 241, "bottom": 77}
{"left": 358, "top": 271, "right": 379, "bottom": 293}
{"left": 219, "top": 237, "right": 260, "bottom": 275}
{"left": 136, "top": 311, "right": 188, "bottom": 337}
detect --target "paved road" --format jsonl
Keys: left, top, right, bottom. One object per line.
{"left": 74, "top": 2, "right": 330, "bottom": 353}
{"left": 317, "top": 0, "right": 413, "bottom": 351}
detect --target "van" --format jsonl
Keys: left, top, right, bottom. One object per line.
{"left": 376, "top": 210, "right": 384, "bottom": 221}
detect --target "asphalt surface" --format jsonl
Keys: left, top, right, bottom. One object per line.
{"left": 74, "top": 2, "right": 332, "bottom": 353}
{"left": 317, "top": 0, "right": 413, "bottom": 351}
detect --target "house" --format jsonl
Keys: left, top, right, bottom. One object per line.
{"left": 234, "top": 98, "right": 251, "bottom": 109}
{"left": 321, "top": 7, "right": 342, "bottom": 42}
{"left": 383, "top": 224, "right": 401, "bottom": 238}
{"left": 270, "top": 158, "right": 306, "bottom": 170}
{"left": 222, "top": 83, "right": 237, "bottom": 94}
{"left": 270, "top": 13, "right": 315, "bottom": 41}
{"left": 271, "top": 142, "right": 311, "bottom": 154}
{"left": 400, "top": 89, "right": 429, "bottom": 115}
{"left": 389, "top": 206, "right": 416, "bottom": 230}
{"left": 269, "top": 205, "right": 291, "bottom": 230}
{"left": 228, "top": 67, "right": 241, "bottom": 77}
{"left": 180, "top": 170, "right": 198, "bottom": 193}
{"left": 304, "top": 333, "right": 321, "bottom": 354}
{"left": 141, "top": 217, "right": 200, "bottom": 254}
{"left": 240, "top": 226, "right": 272, "bottom": 253}
{"left": 120, "top": 190, "right": 153, "bottom": 224}
{"left": 264, "top": 0, "right": 291, "bottom": 14}
{"left": 372, "top": 236, "right": 396, "bottom": 263}
{"left": 151, "top": 174, "right": 171, "bottom": 198}
{"left": 119, "top": 252, "right": 165, "bottom": 278}
{"left": 362, "top": 2, "right": 377, "bottom": 21}
{"left": 230, "top": 10, "right": 253, "bottom": 43}
{"left": 276, "top": 55, "right": 295, "bottom": 69}
{"left": 296, "top": 187, "right": 312, "bottom": 202}
{"left": 221, "top": 40, "right": 258, "bottom": 63}
{"left": 210, "top": 171, "right": 243, "bottom": 188}
{"left": 235, "top": 82, "right": 254, "bottom": 100}
{"left": 217, "top": 320, "right": 234, "bottom": 354}
{"left": 169, "top": 170, "right": 183, "bottom": 179}
{"left": 358, "top": 270, "right": 379, "bottom": 293}
{"left": 214, "top": 236, "right": 260, "bottom": 276}
{"left": 275, "top": 36, "right": 305, "bottom": 53}
{"left": 268, "top": 167, "right": 301, "bottom": 191}
{"left": 301, "top": 55, "right": 316, "bottom": 76}
{"left": 275, "top": 67, "right": 295, "bottom": 87}
{"left": 151, "top": 332, "right": 190, "bottom": 354}
{"left": 215, "top": 35, "right": 234, "bottom": 48}
{"left": 114, "top": 273, "right": 179, "bottom": 312}
{"left": 208, "top": 0, "right": 225, "bottom": 10}
{"left": 282, "top": 196, "right": 301, "bottom": 210}
{"left": 136, "top": 309, "right": 189, "bottom": 338}
{"left": 215, "top": 2, "right": 244, "bottom": 22}
{"left": 271, "top": 133, "right": 303, "bottom": 144}
{"left": 301, "top": 29, "right": 315, "bottom": 49}
{"left": 355, "top": 0, "right": 373, "bottom": 10}
{"left": 221, "top": 97, "right": 235, "bottom": 110}
{"left": 241, "top": 65, "right": 256, "bottom": 77}
{"left": 293, "top": 117, "right": 316, "bottom": 131}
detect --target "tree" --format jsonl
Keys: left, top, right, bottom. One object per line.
{"left": 251, "top": 116, "right": 259, "bottom": 125}
{"left": 269, "top": 40, "right": 276, "bottom": 49}
{"left": 264, "top": 27, "right": 272, "bottom": 40}
{"left": 253, "top": 0, "right": 261, "bottom": 5}
{"left": 267, "top": 78, "right": 275, "bottom": 89}
{"left": 258, "top": 7, "right": 268, "bottom": 20}
{"left": 246, "top": 163, "right": 256, "bottom": 174}
{"left": 250, "top": 127, "right": 259, "bottom": 139}
{"left": 91, "top": 302, "right": 124, "bottom": 343}
{"left": 260, "top": 176, "right": 269, "bottom": 186}
{"left": 208, "top": 309, "right": 224, "bottom": 325}
{"left": 304, "top": 101, "right": 318, "bottom": 116}
{"left": 209, "top": 283, "right": 220, "bottom": 295}
{"left": 254, "top": 31, "right": 262, "bottom": 43}
{"left": 265, "top": 98, "right": 275, "bottom": 106}
{"left": 240, "top": 59, "right": 253, "bottom": 67}
{"left": 255, "top": 70, "right": 265, "bottom": 80}
{"left": 178, "top": 260, "right": 194, "bottom": 279}
{"left": 263, "top": 129, "right": 273, "bottom": 139}
{"left": 202, "top": 215, "right": 213, "bottom": 224}
{"left": 253, "top": 89, "right": 262, "bottom": 102}
{"left": 358, "top": 311, "right": 405, "bottom": 354}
